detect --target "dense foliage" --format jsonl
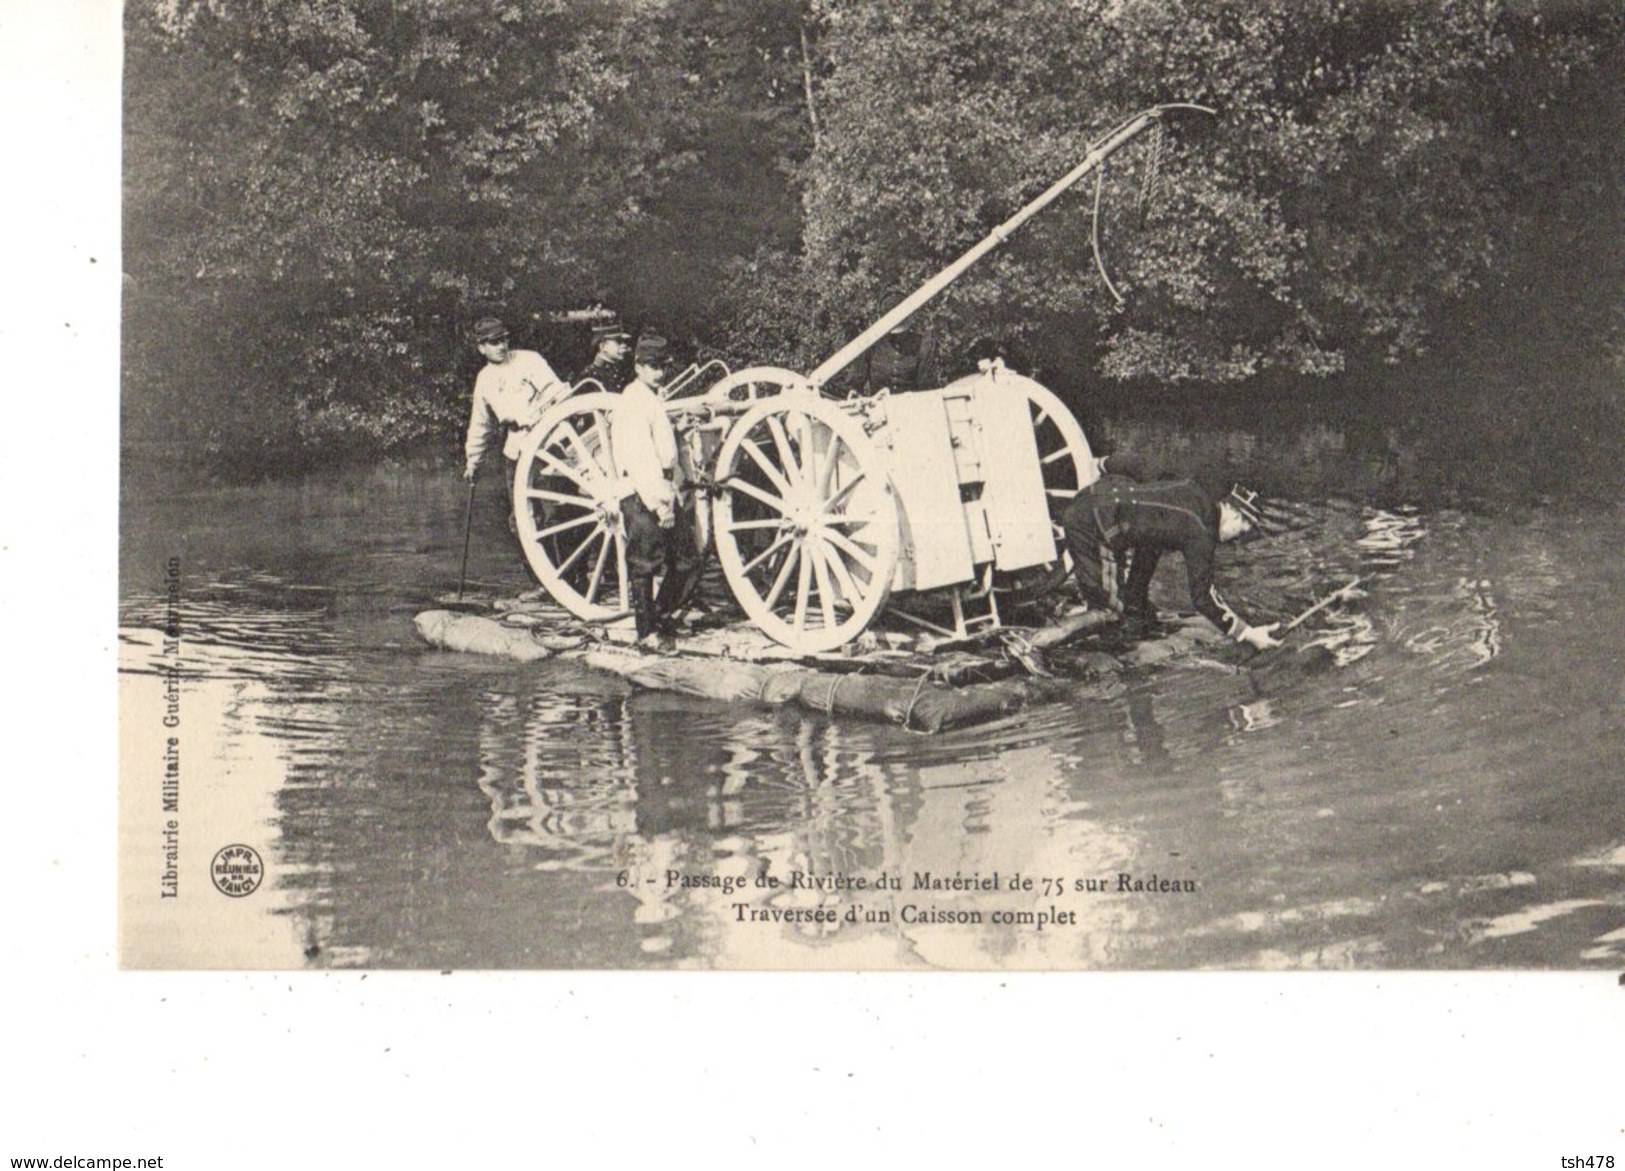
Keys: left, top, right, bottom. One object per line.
{"left": 124, "top": 0, "right": 814, "bottom": 471}
{"left": 758, "top": 0, "right": 1623, "bottom": 391}
{"left": 123, "top": 0, "right": 1622, "bottom": 475}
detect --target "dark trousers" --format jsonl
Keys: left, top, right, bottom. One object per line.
{"left": 1062, "top": 495, "right": 1121, "bottom": 613}
{"left": 1061, "top": 494, "right": 1155, "bottom": 618}
{"left": 503, "top": 456, "right": 519, "bottom": 536}
{"left": 622, "top": 493, "right": 702, "bottom": 639}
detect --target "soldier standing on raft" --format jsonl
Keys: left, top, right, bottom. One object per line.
{"left": 579, "top": 316, "right": 633, "bottom": 391}
{"left": 1062, "top": 469, "right": 1288, "bottom": 651}
{"left": 462, "top": 316, "right": 572, "bottom": 528}
{"left": 610, "top": 335, "right": 702, "bottom": 652}
{"left": 864, "top": 322, "right": 939, "bottom": 393}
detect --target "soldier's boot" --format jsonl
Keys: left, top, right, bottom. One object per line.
{"left": 653, "top": 565, "right": 698, "bottom": 637}
{"left": 630, "top": 573, "right": 658, "bottom": 643}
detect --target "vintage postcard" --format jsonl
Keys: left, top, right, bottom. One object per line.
{"left": 0, "top": 3, "right": 1604, "bottom": 1167}
{"left": 117, "top": 0, "right": 1625, "bottom": 972}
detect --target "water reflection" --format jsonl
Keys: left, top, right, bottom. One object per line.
{"left": 116, "top": 459, "right": 1625, "bottom": 969}
{"left": 469, "top": 683, "right": 1171, "bottom": 966}
{"left": 476, "top": 691, "right": 637, "bottom": 870}
{"left": 468, "top": 651, "right": 1450, "bottom": 967}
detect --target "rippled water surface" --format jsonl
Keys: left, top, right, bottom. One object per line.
{"left": 118, "top": 457, "right": 1625, "bottom": 969}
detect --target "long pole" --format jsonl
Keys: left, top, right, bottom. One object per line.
{"left": 805, "top": 102, "right": 1214, "bottom": 390}
{"left": 1281, "top": 578, "right": 1362, "bottom": 632}
{"left": 456, "top": 479, "right": 477, "bottom": 601}
{"left": 1247, "top": 578, "right": 1363, "bottom": 673}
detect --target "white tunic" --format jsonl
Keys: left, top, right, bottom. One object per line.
{"left": 609, "top": 377, "right": 681, "bottom": 523}
{"left": 463, "top": 350, "right": 569, "bottom": 474}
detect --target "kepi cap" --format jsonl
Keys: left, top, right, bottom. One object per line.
{"left": 634, "top": 334, "right": 669, "bottom": 366}
{"left": 472, "top": 317, "right": 509, "bottom": 344}
{"left": 1226, "top": 483, "right": 1289, "bottom": 535}
{"left": 591, "top": 316, "right": 631, "bottom": 343}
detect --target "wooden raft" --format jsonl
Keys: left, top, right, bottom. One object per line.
{"left": 412, "top": 565, "right": 1353, "bottom": 729}
{"left": 408, "top": 600, "right": 1269, "bottom": 733}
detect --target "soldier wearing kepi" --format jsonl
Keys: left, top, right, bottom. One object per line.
{"left": 609, "top": 335, "right": 702, "bottom": 651}
{"left": 1061, "top": 475, "right": 1286, "bottom": 650}
{"left": 462, "top": 317, "right": 572, "bottom": 515}
{"left": 864, "top": 321, "right": 939, "bottom": 393}
{"left": 579, "top": 317, "right": 633, "bottom": 392}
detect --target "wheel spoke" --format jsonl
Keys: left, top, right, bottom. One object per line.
{"left": 820, "top": 512, "right": 877, "bottom": 530}
{"left": 582, "top": 421, "right": 615, "bottom": 480}
{"left": 817, "top": 536, "right": 861, "bottom": 603}
{"left": 809, "top": 543, "right": 837, "bottom": 629}
{"left": 533, "top": 448, "right": 592, "bottom": 490}
{"left": 557, "top": 418, "right": 608, "bottom": 478}
{"left": 763, "top": 543, "right": 801, "bottom": 610}
{"left": 815, "top": 430, "right": 843, "bottom": 499}
{"left": 727, "top": 474, "right": 791, "bottom": 515}
{"left": 721, "top": 517, "right": 787, "bottom": 533}
{"left": 1041, "top": 447, "right": 1076, "bottom": 466}
{"left": 739, "top": 437, "right": 793, "bottom": 498}
{"left": 556, "top": 527, "right": 603, "bottom": 576}
{"left": 1046, "top": 487, "right": 1075, "bottom": 499}
{"left": 821, "top": 472, "right": 868, "bottom": 514}
{"left": 742, "top": 532, "right": 794, "bottom": 576}
{"left": 536, "top": 512, "right": 600, "bottom": 540}
{"left": 525, "top": 487, "right": 596, "bottom": 508}
{"left": 580, "top": 412, "right": 611, "bottom": 454}
{"left": 792, "top": 549, "right": 813, "bottom": 630}
{"left": 766, "top": 413, "right": 804, "bottom": 487}
{"left": 555, "top": 418, "right": 585, "bottom": 450}
{"left": 585, "top": 530, "right": 613, "bottom": 603}
{"left": 822, "top": 528, "right": 878, "bottom": 574}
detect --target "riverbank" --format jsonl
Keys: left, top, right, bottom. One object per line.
{"left": 120, "top": 315, "right": 1618, "bottom": 513}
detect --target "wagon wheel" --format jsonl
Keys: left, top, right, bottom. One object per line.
{"left": 512, "top": 393, "right": 632, "bottom": 621}
{"left": 992, "top": 376, "right": 1098, "bottom": 606}
{"left": 700, "top": 366, "right": 811, "bottom": 407}
{"left": 712, "top": 396, "right": 900, "bottom": 653}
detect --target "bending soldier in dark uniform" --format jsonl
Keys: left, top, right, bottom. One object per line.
{"left": 1062, "top": 474, "right": 1284, "bottom": 651}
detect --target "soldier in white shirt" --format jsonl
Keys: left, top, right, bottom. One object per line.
{"left": 609, "top": 335, "right": 701, "bottom": 650}
{"left": 462, "top": 316, "right": 571, "bottom": 489}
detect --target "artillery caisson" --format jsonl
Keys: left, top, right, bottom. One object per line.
{"left": 511, "top": 104, "right": 1211, "bottom": 653}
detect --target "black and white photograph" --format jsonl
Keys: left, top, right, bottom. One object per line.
{"left": 113, "top": 0, "right": 1624, "bottom": 973}
{"left": 11, "top": 0, "right": 1624, "bottom": 1160}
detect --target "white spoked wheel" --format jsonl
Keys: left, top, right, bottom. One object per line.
{"left": 992, "top": 375, "right": 1098, "bottom": 606}
{"left": 700, "top": 366, "right": 811, "bottom": 408}
{"left": 712, "top": 395, "right": 900, "bottom": 653}
{"left": 512, "top": 393, "right": 632, "bottom": 621}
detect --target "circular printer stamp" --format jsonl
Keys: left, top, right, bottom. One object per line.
{"left": 211, "top": 844, "right": 264, "bottom": 897}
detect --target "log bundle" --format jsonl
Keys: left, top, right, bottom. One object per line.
{"left": 415, "top": 609, "right": 1037, "bottom": 733}
{"left": 411, "top": 606, "right": 1265, "bottom": 733}
{"left": 574, "top": 644, "right": 1035, "bottom": 733}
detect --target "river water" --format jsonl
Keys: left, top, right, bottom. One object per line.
{"left": 117, "top": 414, "right": 1625, "bottom": 970}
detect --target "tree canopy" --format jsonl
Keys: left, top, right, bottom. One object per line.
{"left": 765, "top": 0, "right": 1622, "bottom": 389}
{"left": 123, "top": 0, "right": 1623, "bottom": 474}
